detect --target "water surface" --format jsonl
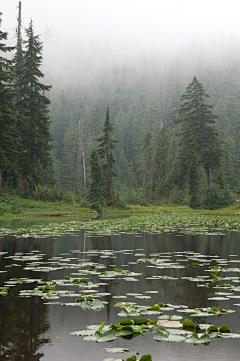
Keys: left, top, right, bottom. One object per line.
{"left": 0, "top": 229, "right": 240, "bottom": 360}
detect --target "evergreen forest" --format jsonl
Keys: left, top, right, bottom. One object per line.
{"left": 1, "top": 10, "right": 240, "bottom": 210}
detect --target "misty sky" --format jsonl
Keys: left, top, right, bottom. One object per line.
{"left": 1, "top": 0, "right": 240, "bottom": 45}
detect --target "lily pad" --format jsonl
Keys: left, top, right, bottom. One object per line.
{"left": 185, "top": 332, "right": 210, "bottom": 344}
{"left": 103, "top": 348, "right": 130, "bottom": 353}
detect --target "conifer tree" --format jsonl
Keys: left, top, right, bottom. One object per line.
{"left": 0, "top": 13, "right": 15, "bottom": 197}
{"left": 175, "top": 76, "right": 223, "bottom": 187}
{"left": 126, "top": 166, "right": 135, "bottom": 204}
{"left": 14, "top": 20, "right": 52, "bottom": 193}
{"left": 96, "top": 106, "right": 117, "bottom": 199}
{"left": 188, "top": 152, "right": 201, "bottom": 209}
{"left": 155, "top": 123, "right": 170, "bottom": 185}
{"left": 88, "top": 149, "right": 103, "bottom": 202}
{"left": 142, "top": 131, "right": 153, "bottom": 186}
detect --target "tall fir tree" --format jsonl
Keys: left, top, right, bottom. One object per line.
{"left": 0, "top": 13, "right": 15, "bottom": 196}
{"left": 88, "top": 149, "right": 103, "bottom": 202}
{"left": 96, "top": 106, "right": 117, "bottom": 199}
{"left": 175, "top": 76, "right": 224, "bottom": 187}
{"left": 188, "top": 152, "right": 201, "bottom": 209}
{"left": 142, "top": 131, "right": 153, "bottom": 187}
{"left": 155, "top": 122, "right": 170, "bottom": 197}
{"left": 14, "top": 20, "right": 52, "bottom": 193}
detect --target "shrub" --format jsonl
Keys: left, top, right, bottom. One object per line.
{"left": 108, "top": 192, "right": 127, "bottom": 209}
{"left": 33, "top": 185, "right": 74, "bottom": 203}
{"left": 0, "top": 199, "right": 21, "bottom": 215}
{"left": 134, "top": 190, "right": 148, "bottom": 206}
{"left": 79, "top": 200, "right": 92, "bottom": 208}
{"left": 91, "top": 202, "right": 103, "bottom": 214}
{"left": 201, "top": 182, "right": 233, "bottom": 209}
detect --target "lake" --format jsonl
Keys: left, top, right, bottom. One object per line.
{"left": 1, "top": 226, "right": 240, "bottom": 361}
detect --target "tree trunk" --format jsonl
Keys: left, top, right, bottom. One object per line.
{"left": 22, "top": 174, "right": 30, "bottom": 194}
{"left": 205, "top": 166, "right": 211, "bottom": 188}
{"left": 77, "top": 119, "right": 86, "bottom": 188}
{"left": 107, "top": 151, "right": 110, "bottom": 198}
{"left": 82, "top": 145, "right": 86, "bottom": 188}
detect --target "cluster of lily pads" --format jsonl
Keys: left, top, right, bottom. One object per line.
{"left": 70, "top": 317, "right": 240, "bottom": 347}
{"left": 1, "top": 212, "right": 240, "bottom": 238}
{"left": 102, "top": 353, "right": 152, "bottom": 361}
{"left": 2, "top": 219, "right": 240, "bottom": 361}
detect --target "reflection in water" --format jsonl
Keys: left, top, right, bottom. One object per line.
{"left": 0, "top": 294, "right": 50, "bottom": 359}
{"left": 1, "top": 230, "right": 240, "bottom": 360}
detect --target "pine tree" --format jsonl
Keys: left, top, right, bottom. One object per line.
{"left": 142, "top": 131, "right": 153, "bottom": 187}
{"left": 88, "top": 149, "right": 103, "bottom": 202}
{"left": 15, "top": 20, "right": 52, "bottom": 193}
{"left": 51, "top": 91, "right": 69, "bottom": 162}
{"left": 188, "top": 152, "right": 201, "bottom": 209}
{"left": 126, "top": 166, "right": 135, "bottom": 204}
{"left": 175, "top": 76, "right": 224, "bottom": 187}
{"left": 61, "top": 126, "right": 76, "bottom": 190}
{"left": 155, "top": 123, "right": 170, "bottom": 190}
{"left": 0, "top": 13, "right": 15, "bottom": 197}
{"left": 96, "top": 106, "right": 117, "bottom": 199}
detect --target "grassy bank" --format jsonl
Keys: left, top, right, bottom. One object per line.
{"left": 1, "top": 195, "right": 240, "bottom": 222}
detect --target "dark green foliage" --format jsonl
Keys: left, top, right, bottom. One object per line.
{"left": 155, "top": 123, "right": 171, "bottom": 198}
{"left": 126, "top": 356, "right": 137, "bottom": 361}
{"left": 126, "top": 166, "right": 135, "bottom": 204}
{"left": 1, "top": 9, "right": 238, "bottom": 209}
{"left": 91, "top": 202, "right": 103, "bottom": 214}
{"left": 134, "top": 189, "right": 148, "bottom": 206}
{"left": 96, "top": 106, "right": 118, "bottom": 199}
{"left": 188, "top": 153, "right": 201, "bottom": 209}
{"left": 0, "top": 199, "right": 21, "bottom": 215}
{"left": 14, "top": 20, "right": 52, "bottom": 193}
{"left": 224, "top": 136, "right": 240, "bottom": 190}
{"left": 88, "top": 149, "right": 103, "bottom": 202}
{"left": 33, "top": 185, "right": 74, "bottom": 203}
{"left": 201, "top": 182, "right": 233, "bottom": 209}
{"left": 0, "top": 13, "right": 15, "bottom": 197}
{"left": 75, "top": 183, "right": 81, "bottom": 203}
{"left": 142, "top": 131, "right": 154, "bottom": 187}
{"left": 201, "top": 165, "right": 233, "bottom": 209}
{"left": 126, "top": 355, "right": 152, "bottom": 361}
{"left": 107, "top": 192, "right": 127, "bottom": 209}
{"left": 175, "top": 76, "right": 224, "bottom": 188}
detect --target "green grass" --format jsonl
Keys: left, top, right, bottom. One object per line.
{"left": 0, "top": 196, "right": 97, "bottom": 220}
{"left": 103, "top": 204, "right": 240, "bottom": 218}
{"left": 1, "top": 195, "right": 240, "bottom": 222}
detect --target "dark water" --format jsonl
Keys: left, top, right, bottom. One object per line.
{"left": 0, "top": 229, "right": 240, "bottom": 361}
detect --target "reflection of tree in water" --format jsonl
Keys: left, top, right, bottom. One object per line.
{"left": 0, "top": 236, "right": 53, "bottom": 360}
{"left": 0, "top": 295, "right": 50, "bottom": 360}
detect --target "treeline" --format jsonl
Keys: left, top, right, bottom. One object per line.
{"left": 1, "top": 11, "right": 239, "bottom": 209}
{"left": 48, "top": 55, "right": 238, "bottom": 209}
{"left": 85, "top": 77, "right": 232, "bottom": 210}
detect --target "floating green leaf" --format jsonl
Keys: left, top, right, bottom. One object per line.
{"left": 103, "top": 348, "right": 131, "bottom": 353}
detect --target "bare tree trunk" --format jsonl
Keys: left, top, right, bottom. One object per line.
{"left": 17, "top": 2, "right": 22, "bottom": 48}
{"left": 22, "top": 173, "right": 30, "bottom": 194}
{"left": 82, "top": 143, "right": 86, "bottom": 188}
{"left": 107, "top": 151, "right": 110, "bottom": 198}
{"left": 76, "top": 119, "right": 86, "bottom": 188}
{"left": 205, "top": 166, "right": 211, "bottom": 188}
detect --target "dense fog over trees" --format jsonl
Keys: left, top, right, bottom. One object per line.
{"left": 1, "top": 0, "right": 240, "bottom": 208}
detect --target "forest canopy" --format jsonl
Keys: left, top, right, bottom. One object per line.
{"left": 0, "top": 10, "right": 238, "bottom": 210}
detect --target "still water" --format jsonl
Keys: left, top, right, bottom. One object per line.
{"left": 0, "top": 229, "right": 240, "bottom": 361}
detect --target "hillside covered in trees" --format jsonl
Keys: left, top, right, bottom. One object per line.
{"left": 1, "top": 10, "right": 240, "bottom": 209}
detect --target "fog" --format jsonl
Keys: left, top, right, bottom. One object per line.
{"left": 1, "top": 0, "right": 240, "bottom": 94}
{"left": 2, "top": 0, "right": 240, "bottom": 43}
